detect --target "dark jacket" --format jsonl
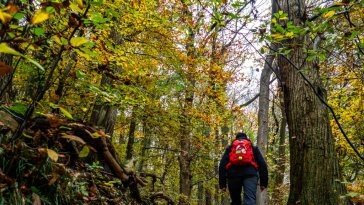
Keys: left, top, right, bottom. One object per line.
{"left": 218, "top": 140, "right": 268, "bottom": 189}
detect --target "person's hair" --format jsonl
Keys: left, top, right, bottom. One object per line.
{"left": 236, "top": 132, "right": 247, "bottom": 139}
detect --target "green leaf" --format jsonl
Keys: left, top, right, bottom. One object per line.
{"left": 70, "top": 37, "right": 89, "bottom": 47}
{"left": 9, "top": 102, "right": 27, "bottom": 116}
{"left": 59, "top": 107, "right": 73, "bottom": 119}
{"left": 61, "top": 37, "right": 68, "bottom": 45}
{"left": 24, "top": 56, "right": 45, "bottom": 72}
{"left": 76, "top": 70, "right": 86, "bottom": 79}
{"left": 13, "top": 12, "right": 25, "bottom": 20}
{"left": 0, "top": 43, "right": 44, "bottom": 72}
{"left": 46, "top": 6, "right": 56, "bottom": 13}
{"left": 33, "top": 27, "right": 45, "bottom": 36}
{"left": 79, "top": 146, "right": 90, "bottom": 158}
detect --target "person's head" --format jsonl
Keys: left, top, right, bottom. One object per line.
{"left": 235, "top": 132, "right": 247, "bottom": 139}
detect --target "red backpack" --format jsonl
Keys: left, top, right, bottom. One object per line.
{"left": 226, "top": 139, "right": 258, "bottom": 170}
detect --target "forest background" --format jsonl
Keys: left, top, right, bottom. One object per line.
{"left": 0, "top": 0, "right": 363, "bottom": 204}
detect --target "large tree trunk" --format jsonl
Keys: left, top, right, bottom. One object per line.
{"left": 276, "top": 0, "right": 348, "bottom": 204}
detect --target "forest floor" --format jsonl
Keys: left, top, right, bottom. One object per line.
{"left": 0, "top": 109, "right": 173, "bottom": 205}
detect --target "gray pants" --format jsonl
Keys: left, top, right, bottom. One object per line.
{"left": 228, "top": 176, "right": 258, "bottom": 205}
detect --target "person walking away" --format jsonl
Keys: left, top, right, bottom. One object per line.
{"left": 219, "top": 132, "right": 268, "bottom": 205}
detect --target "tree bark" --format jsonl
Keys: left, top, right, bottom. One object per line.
{"left": 276, "top": 0, "right": 348, "bottom": 204}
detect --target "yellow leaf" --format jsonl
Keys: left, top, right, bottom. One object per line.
{"left": 0, "top": 10, "right": 12, "bottom": 24}
{"left": 285, "top": 31, "right": 294, "bottom": 38}
{"left": 31, "top": 10, "right": 49, "bottom": 24}
{"left": 70, "top": 37, "right": 88, "bottom": 47}
{"left": 75, "top": 49, "right": 91, "bottom": 60}
{"left": 70, "top": 2, "right": 82, "bottom": 13}
{"left": 76, "top": 0, "right": 84, "bottom": 8}
{"left": 271, "top": 33, "right": 285, "bottom": 40}
{"left": 0, "top": 43, "right": 21, "bottom": 56}
{"left": 46, "top": 148, "right": 59, "bottom": 162}
{"left": 52, "top": 35, "right": 62, "bottom": 45}
{"left": 61, "top": 134, "right": 86, "bottom": 144}
{"left": 79, "top": 146, "right": 90, "bottom": 158}
{"left": 323, "top": 10, "right": 335, "bottom": 19}
{"left": 91, "top": 132, "right": 101, "bottom": 138}
{"left": 59, "top": 107, "right": 73, "bottom": 119}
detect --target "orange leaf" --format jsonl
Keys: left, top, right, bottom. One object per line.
{"left": 0, "top": 61, "right": 13, "bottom": 76}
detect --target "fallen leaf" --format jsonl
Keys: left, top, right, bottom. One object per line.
{"left": 46, "top": 148, "right": 59, "bottom": 162}
{"left": 0, "top": 61, "right": 13, "bottom": 76}
{"left": 61, "top": 134, "right": 86, "bottom": 144}
{"left": 79, "top": 146, "right": 89, "bottom": 158}
{"left": 32, "top": 193, "right": 42, "bottom": 205}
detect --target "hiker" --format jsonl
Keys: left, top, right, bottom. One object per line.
{"left": 219, "top": 132, "right": 268, "bottom": 205}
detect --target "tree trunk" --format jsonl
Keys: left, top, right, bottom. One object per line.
{"left": 137, "top": 119, "right": 151, "bottom": 172}
{"left": 179, "top": 99, "right": 193, "bottom": 204}
{"left": 272, "top": 86, "right": 287, "bottom": 204}
{"left": 276, "top": 0, "right": 348, "bottom": 204}
{"left": 89, "top": 74, "right": 118, "bottom": 136}
{"left": 205, "top": 188, "right": 212, "bottom": 205}
{"left": 125, "top": 110, "right": 137, "bottom": 160}
{"left": 53, "top": 52, "right": 76, "bottom": 107}
{"left": 0, "top": 54, "right": 14, "bottom": 103}
{"left": 178, "top": 2, "right": 195, "bottom": 204}
{"left": 256, "top": 45, "right": 276, "bottom": 205}
{"left": 197, "top": 182, "right": 204, "bottom": 205}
